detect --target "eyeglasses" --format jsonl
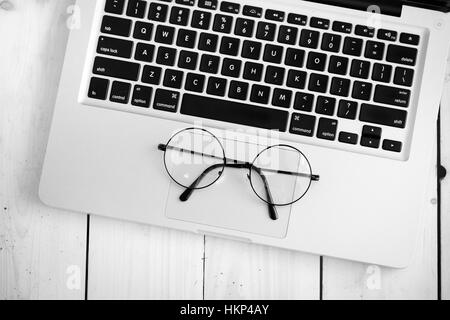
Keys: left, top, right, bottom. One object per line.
{"left": 158, "top": 128, "right": 320, "bottom": 221}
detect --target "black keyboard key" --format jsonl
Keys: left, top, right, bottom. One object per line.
{"left": 221, "top": 1, "right": 240, "bottom": 14}
{"left": 110, "top": 81, "right": 131, "bottom": 104}
{"left": 135, "top": 43, "right": 155, "bottom": 62}
{"left": 105, "top": 0, "right": 125, "bottom": 15}
{"left": 321, "top": 33, "right": 341, "bottom": 53}
{"left": 365, "top": 41, "right": 385, "bottom": 60}
{"left": 88, "top": 77, "right": 109, "bottom": 100}
{"left": 316, "top": 96, "right": 336, "bottom": 116}
{"left": 178, "top": 50, "right": 198, "bottom": 70}
{"left": 207, "top": 77, "right": 227, "bottom": 96}
{"left": 142, "top": 65, "right": 162, "bottom": 85}
{"left": 263, "top": 45, "right": 284, "bottom": 64}
{"left": 307, "top": 52, "right": 327, "bottom": 71}
{"left": 355, "top": 25, "right": 374, "bottom": 37}
{"left": 126, "top": 0, "right": 147, "bottom": 18}
{"left": 290, "top": 113, "right": 316, "bottom": 137}
{"left": 155, "top": 25, "right": 175, "bottom": 44}
{"left": 272, "top": 89, "right": 292, "bottom": 108}
{"left": 148, "top": 3, "right": 168, "bottom": 22}
{"left": 243, "top": 5, "right": 263, "bottom": 18}
{"left": 287, "top": 70, "right": 307, "bottom": 89}
{"left": 294, "top": 93, "right": 314, "bottom": 112}
{"left": 170, "top": 6, "right": 190, "bottom": 26}
{"left": 220, "top": 37, "right": 240, "bottom": 56}
{"left": 101, "top": 15, "right": 132, "bottom": 37}
{"left": 251, "top": 85, "right": 271, "bottom": 104}
{"left": 352, "top": 81, "right": 372, "bottom": 101}
{"left": 133, "top": 21, "right": 153, "bottom": 41}
{"left": 339, "top": 132, "right": 358, "bottom": 145}
{"left": 191, "top": 10, "right": 212, "bottom": 29}
{"left": 394, "top": 67, "right": 414, "bottom": 87}
{"left": 229, "top": 81, "right": 249, "bottom": 100}
{"left": 285, "top": 48, "right": 305, "bottom": 68}
{"left": 400, "top": 33, "right": 420, "bottom": 45}
{"left": 242, "top": 41, "right": 262, "bottom": 60}
{"left": 221, "top": 58, "right": 241, "bottom": 78}
{"left": 372, "top": 63, "right": 392, "bottom": 83}
{"left": 377, "top": 29, "right": 397, "bottom": 41}
{"left": 299, "top": 29, "right": 320, "bottom": 49}
{"left": 359, "top": 104, "right": 407, "bottom": 128}
{"left": 310, "top": 17, "right": 330, "bottom": 30}
{"left": 200, "top": 54, "right": 220, "bottom": 74}
{"left": 350, "top": 60, "right": 371, "bottom": 79}
{"left": 308, "top": 73, "right": 329, "bottom": 93}
{"left": 235, "top": 18, "right": 254, "bottom": 37}
{"left": 278, "top": 26, "right": 298, "bottom": 45}
{"left": 181, "top": 94, "right": 289, "bottom": 131}
{"left": 256, "top": 22, "right": 276, "bottom": 41}
{"left": 362, "top": 125, "right": 382, "bottom": 139}
{"left": 328, "top": 56, "right": 349, "bottom": 75}
{"left": 330, "top": 77, "right": 350, "bottom": 97}
{"left": 176, "top": 0, "right": 195, "bottom": 6}
{"left": 198, "top": 0, "right": 218, "bottom": 10}
{"left": 156, "top": 46, "right": 177, "bottom": 66}
{"left": 97, "top": 36, "right": 133, "bottom": 58}
{"left": 374, "top": 85, "right": 411, "bottom": 108}
{"left": 343, "top": 37, "right": 363, "bottom": 56}
{"left": 337, "top": 100, "right": 358, "bottom": 119}
{"left": 131, "top": 85, "right": 153, "bottom": 108}
{"left": 163, "top": 69, "right": 184, "bottom": 89}
{"left": 177, "top": 29, "right": 197, "bottom": 48}
{"left": 265, "top": 9, "right": 284, "bottom": 22}
{"left": 154, "top": 89, "right": 180, "bottom": 113}
{"left": 93, "top": 56, "right": 139, "bottom": 81}
{"left": 198, "top": 33, "right": 218, "bottom": 52}
{"left": 288, "top": 13, "right": 307, "bottom": 26}
{"left": 213, "top": 14, "right": 233, "bottom": 33}
{"left": 265, "top": 66, "right": 285, "bottom": 85}
{"left": 243, "top": 62, "right": 263, "bottom": 81}
{"left": 382, "top": 139, "right": 402, "bottom": 152}
{"left": 361, "top": 136, "right": 380, "bottom": 149}
{"left": 332, "top": 21, "right": 352, "bottom": 33}
{"left": 185, "top": 73, "right": 205, "bottom": 92}
{"left": 386, "top": 45, "right": 418, "bottom": 66}
{"left": 317, "top": 118, "right": 338, "bottom": 141}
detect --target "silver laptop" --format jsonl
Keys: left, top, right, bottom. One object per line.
{"left": 39, "top": 0, "right": 450, "bottom": 267}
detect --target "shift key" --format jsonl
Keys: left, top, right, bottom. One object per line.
{"left": 360, "top": 104, "right": 407, "bottom": 128}
{"left": 93, "top": 56, "right": 140, "bottom": 81}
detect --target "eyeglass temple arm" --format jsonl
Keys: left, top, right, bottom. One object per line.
{"left": 158, "top": 144, "right": 320, "bottom": 181}
{"left": 180, "top": 162, "right": 279, "bottom": 221}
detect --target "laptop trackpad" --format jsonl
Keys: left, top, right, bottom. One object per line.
{"left": 164, "top": 139, "right": 295, "bottom": 239}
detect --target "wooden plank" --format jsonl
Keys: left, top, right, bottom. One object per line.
{"left": 0, "top": 0, "right": 87, "bottom": 299}
{"left": 440, "top": 78, "right": 450, "bottom": 300}
{"left": 87, "top": 216, "right": 204, "bottom": 300}
{"left": 322, "top": 142, "right": 438, "bottom": 300}
{"left": 204, "top": 237, "right": 320, "bottom": 299}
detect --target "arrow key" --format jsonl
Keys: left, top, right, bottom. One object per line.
{"left": 382, "top": 139, "right": 402, "bottom": 152}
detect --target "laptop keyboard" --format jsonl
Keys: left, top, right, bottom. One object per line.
{"left": 83, "top": 0, "right": 423, "bottom": 159}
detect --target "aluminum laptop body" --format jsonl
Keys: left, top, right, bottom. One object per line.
{"left": 40, "top": 0, "right": 450, "bottom": 267}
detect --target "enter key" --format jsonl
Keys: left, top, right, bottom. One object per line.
{"left": 374, "top": 85, "right": 411, "bottom": 108}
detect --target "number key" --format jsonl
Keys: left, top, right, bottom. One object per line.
{"left": 170, "top": 6, "right": 190, "bottom": 26}
{"left": 148, "top": 3, "right": 168, "bottom": 22}
{"left": 256, "top": 22, "right": 276, "bottom": 41}
{"left": 300, "top": 29, "right": 320, "bottom": 49}
{"left": 191, "top": 10, "right": 211, "bottom": 29}
{"left": 213, "top": 14, "right": 233, "bottom": 33}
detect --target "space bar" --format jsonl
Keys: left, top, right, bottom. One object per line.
{"left": 180, "top": 94, "right": 289, "bottom": 132}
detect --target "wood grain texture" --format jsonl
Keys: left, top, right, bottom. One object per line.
{"left": 204, "top": 237, "right": 320, "bottom": 299}
{"left": 87, "top": 216, "right": 204, "bottom": 300}
{"left": 0, "top": 0, "right": 87, "bottom": 299}
{"left": 322, "top": 146, "right": 438, "bottom": 300}
{"left": 440, "top": 76, "right": 450, "bottom": 300}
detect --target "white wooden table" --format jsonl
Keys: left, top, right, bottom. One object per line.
{"left": 1, "top": 0, "right": 449, "bottom": 300}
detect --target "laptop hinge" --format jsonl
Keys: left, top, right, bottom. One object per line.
{"left": 403, "top": 1, "right": 450, "bottom": 13}
{"left": 303, "top": 0, "right": 402, "bottom": 17}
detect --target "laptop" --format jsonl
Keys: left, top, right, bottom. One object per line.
{"left": 39, "top": 0, "right": 450, "bottom": 267}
